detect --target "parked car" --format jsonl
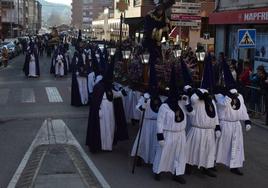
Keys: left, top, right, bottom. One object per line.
{"left": 3, "top": 38, "right": 23, "bottom": 56}
{"left": 0, "top": 42, "right": 17, "bottom": 58}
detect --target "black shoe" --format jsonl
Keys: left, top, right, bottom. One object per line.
{"left": 202, "top": 168, "right": 217, "bottom": 178}
{"left": 230, "top": 168, "right": 244, "bottom": 176}
{"left": 173, "top": 175, "right": 186, "bottom": 184}
{"left": 185, "top": 164, "right": 192, "bottom": 175}
{"left": 154, "top": 173, "right": 160, "bottom": 181}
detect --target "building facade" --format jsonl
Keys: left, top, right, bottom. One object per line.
{"left": 209, "top": 0, "right": 268, "bottom": 72}
{"left": 0, "top": 0, "right": 42, "bottom": 38}
{"left": 91, "top": 0, "right": 215, "bottom": 48}
{"left": 71, "top": 0, "right": 83, "bottom": 29}
{"left": 92, "top": 0, "right": 155, "bottom": 41}
{"left": 169, "top": 0, "right": 215, "bottom": 50}
{"left": 72, "top": 0, "right": 113, "bottom": 30}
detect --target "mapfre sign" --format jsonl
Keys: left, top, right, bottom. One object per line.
{"left": 244, "top": 11, "right": 268, "bottom": 21}
{"left": 209, "top": 7, "right": 268, "bottom": 24}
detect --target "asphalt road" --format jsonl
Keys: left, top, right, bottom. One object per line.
{"left": 0, "top": 54, "right": 268, "bottom": 188}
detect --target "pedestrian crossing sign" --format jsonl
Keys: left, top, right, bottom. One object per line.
{"left": 238, "top": 29, "right": 256, "bottom": 48}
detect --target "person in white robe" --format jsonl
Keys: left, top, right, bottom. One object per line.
{"left": 86, "top": 52, "right": 129, "bottom": 152}
{"left": 76, "top": 62, "right": 90, "bottom": 105}
{"left": 99, "top": 89, "right": 124, "bottom": 150}
{"left": 185, "top": 88, "right": 221, "bottom": 177}
{"left": 28, "top": 54, "right": 38, "bottom": 77}
{"left": 131, "top": 93, "right": 161, "bottom": 164}
{"left": 55, "top": 54, "right": 65, "bottom": 77}
{"left": 152, "top": 66, "right": 193, "bottom": 184}
{"left": 185, "top": 54, "right": 221, "bottom": 178}
{"left": 131, "top": 62, "right": 162, "bottom": 165}
{"left": 215, "top": 60, "right": 251, "bottom": 176}
{"left": 23, "top": 43, "right": 40, "bottom": 78}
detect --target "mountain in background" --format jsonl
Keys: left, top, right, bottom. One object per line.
{"left": 39, "top": 0, "right": 71, "bottom": 27}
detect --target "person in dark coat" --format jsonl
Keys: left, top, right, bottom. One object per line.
{"left": 86, "top": 54, "right": 128, "bottom": 153}
{"left": 71, "top": 46, "right": 87, "bottom": 106}
{"left": 23, "top": 42, "right": 40, "bottom": 77}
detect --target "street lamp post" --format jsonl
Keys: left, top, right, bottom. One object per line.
{"left": 195, "top": 50, "right": 206, "bottom": 80}
{"left": 173, "top": 49, "right": 182, "bottom": 59}
{"left": 122, "top": 49, "right": 131, "bottom": 73}
{"left": 141, "top": 52, "right": 150, "bottom": 87}
{"left": 108, "top": 47, "right": 116, "bottom": 56}
{"left": 116, "top": 0, "right": 128, "bottom": 59}
{"left": 119, "top": 13, "right": 123, "bottom": 51}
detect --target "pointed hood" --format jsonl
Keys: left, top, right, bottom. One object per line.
{"left": 28, "top": 37, "right": 35, "bottom": 50}
{"left": 96, "top": 48, "right": 106, "bottom": 74}
{"left": 103, "top": 55, "right": 115, "bottom": 89}
{"left": 223, "top": 60, "right": 236, "bottom": 90}
{"left": 168, "top": 65, "right": 179, "bottom": 99}
{"left": 103, "top": 47, "right": 109, "bottom": 63}
{"left": 181, "top": 60, "right": 193, "bottom": 86}
{"left": 148, "top": 63, "right": 162, "bottom": 113}
{"left": 201, "top": 53, "right": 215, "bottom": 92}
{"left": 148, "top": 63, "right": 159, "bottom": 96}
{"left": 91, "top": 50, "right": 100, "bottom": 75}
{"left": 76, "top": 30, "right": 82, "bottom": 51}
{"left": 165, "top": 65, "right": 184, "bottom": 121}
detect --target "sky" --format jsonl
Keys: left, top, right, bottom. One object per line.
{"left": 45, "top": 0, "right": 72, "bottom": 6}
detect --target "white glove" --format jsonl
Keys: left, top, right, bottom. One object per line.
{"left": 246, "top": 124, "right": 251, "bottom": 132}
{"left": 159, "top": 140, "right": 165, "bottom": 147}
{"left": 215, "top": 130, "right": 221, "bottom": 138}
{"left": 144, "top": 93, "right": 150, "bottom": 100}
{"left": 76, "top": 71, "right": 79, "bottom": 76}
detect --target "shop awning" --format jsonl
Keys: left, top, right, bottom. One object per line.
{"left": 209, "top": 7, "right": 268, "bottom": 25}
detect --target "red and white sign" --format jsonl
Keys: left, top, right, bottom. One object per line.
{"left": 171, "top": 21, "right": 201, "bottom": 27}
{"left": 209, "top": 7, "right": 268, "bottom": 24}
{"left": 173, "top": 2, "right": 201, "bottom": 8}
{"left": 171, "top": 14, "right": 201, "bottom": 21}
{"left": 171, "top": 8, "right": 200, "bottom": 14}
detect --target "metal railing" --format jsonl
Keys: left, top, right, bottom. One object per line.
{"left": 242, "top": 85, "right": 266, "bottom": 115}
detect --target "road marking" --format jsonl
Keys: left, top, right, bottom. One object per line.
{"left": 0, "top": 78, "right": 72, "bottom": 86}
{"left": 8, "top": 119, "right": 111, "bottom": 188}
{"left": 21, "top": 88, "right": 36, "bottom": 103}
{"left": 0, "top": 88, "right": 10, "bottom": 104}
{"left": 45, "top": 87, "right": 63, "bottom": 103}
